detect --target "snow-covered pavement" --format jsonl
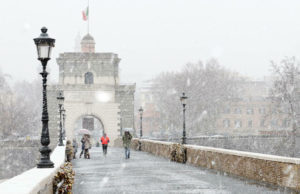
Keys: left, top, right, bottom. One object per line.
{"left": 72, "top": 147, "right": 283, "bottom": 194}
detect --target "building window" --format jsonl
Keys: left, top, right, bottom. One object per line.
{"left": 246, "top": 108, "right": 254, "bottom": 115}
{"left": 260, "top": 120, "right": 265, "bottom": 127}
{"left": 234, "top": 120, "right": 242, "bottom": 128}
{"left": 270, "top": 119, "right": 278, "bottom": 127}
{"left": 234, "top": 108, "right": 242, "bottom": 114}
{"left": 282, "top": 119, "right": 291, "bottom": 128}
{"left": 248, "top": 120, "right": 253, "bottom": 128}
{"left": 223, "top": 119, "right": 230, "bottom": 128}
{"left": 85, "top": 72, "right": 94, "bottom": 84}
{"left": 259, "top": 108, "right": 266, "bottom": 114}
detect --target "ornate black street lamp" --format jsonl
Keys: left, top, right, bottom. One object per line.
{"left": 62, "top": 107, "right": 66, "bottom": 140}
{"left": 138, "top": 106, "right": 144, "bottom": 138}
{"left": 34, "top": 27, "right": 55, "bottom": 168}
{"left": 57, "top": 91, "right": 64, "bottom": 146}
{"left": 180, "top": 93, "right": 188, "bottom": 144}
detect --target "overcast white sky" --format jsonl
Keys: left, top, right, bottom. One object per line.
{"left": 1, "top": 0, "right": 300, "bottom": 85}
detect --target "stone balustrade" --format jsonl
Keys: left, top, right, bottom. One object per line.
{"left": 0, "top": 144, "right": 66, "bottom": 194}
{"left": 132, "top": 138, "right": 300, "bottom": 191}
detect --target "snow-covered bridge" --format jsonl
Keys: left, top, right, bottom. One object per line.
{"left": 72, "top": 147, "right": 282, "bottom": 194}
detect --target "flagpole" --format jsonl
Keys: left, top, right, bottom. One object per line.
{"left": 88, "top": 0, "right": 90, "bottom": 34}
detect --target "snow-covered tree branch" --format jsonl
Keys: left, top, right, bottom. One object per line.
{"left": 149, "top": 59, "right": 243, "bottom": 137}
{"left": 269, "top": 57, "right": 300, "bottom": 156}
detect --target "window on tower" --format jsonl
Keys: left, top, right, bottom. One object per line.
{"left": 85, "top": 72, "right": 94, "bottom": 84}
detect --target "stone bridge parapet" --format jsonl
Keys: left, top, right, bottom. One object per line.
{"left": 132, "top": 138, "right": 300, "bottom": 191}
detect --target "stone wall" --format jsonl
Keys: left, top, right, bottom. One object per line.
{"left": 186, "top": 145, "right": 300, "bottom": 190}
{"left": 133, "top": 139, "right": 300, "bottom": 191}
{"left": 132, "top": 139, "right": 172, "bottom": 159}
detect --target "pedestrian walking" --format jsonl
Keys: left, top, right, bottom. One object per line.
{"left": 84, "top": 135, "right": 91, "bottom": 159}
{"left": 122, "top": 131, "right": 132, "bottom": 159}
{"left": 72, "top": 139, "right": 78, "bottom": 159}
{"left": 79, "top": 136, "right": 86, "bottom": 158}
{"left": 65, "top": 140, "right": 73, "bottom": 162}
{"left": 101, "top": 133, "right": 110, "bottom": 156}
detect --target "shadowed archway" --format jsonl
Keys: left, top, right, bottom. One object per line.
{"left": 73, "top": 115, "right": 104, "bottom": 146}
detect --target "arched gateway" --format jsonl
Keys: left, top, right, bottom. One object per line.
{"left": 47, "top": 34, "right": 135, "bottom": 146}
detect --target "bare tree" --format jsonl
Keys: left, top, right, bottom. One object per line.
{"left": 150, "top": 59, "right": 242, "bottom": 138}
{"left": 269, "top": 57, "right": 300, "bottom": 157}
{"left": 0, "top": 69, "right": 42, "bottom": 139}
{"left": 0, "top": 70, "right": 13, "bottom": 137}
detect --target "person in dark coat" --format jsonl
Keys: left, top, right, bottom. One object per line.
{"left": 84, "top": 136, "right": 91, "bottom": 159}
{"left": 122, "top": 131, "right": 132, "bottom": 159}
{"left": 65, "top": 140, "right": 73, "bottom": 162}
{"left": 79, "top": 136, "right": 86, "bottom": 158}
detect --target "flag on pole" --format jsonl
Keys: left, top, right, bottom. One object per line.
{"left": 82, "top": 7, "right": 89, "bottom": 21}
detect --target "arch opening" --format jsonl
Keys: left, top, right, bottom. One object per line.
{"left": 73, "top": 115, "right": 104, "bottom": 146}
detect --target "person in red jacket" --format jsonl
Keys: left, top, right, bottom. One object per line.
{"left": 101, "top": 133, "right": 110, "bottom": 156}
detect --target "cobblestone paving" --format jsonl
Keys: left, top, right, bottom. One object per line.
{"left": 72, "top": 147, "right": 284, "bottom": 194}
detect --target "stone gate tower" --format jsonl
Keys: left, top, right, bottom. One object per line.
{"left": 48, "top": 34, "right": 135, "bottom": 146}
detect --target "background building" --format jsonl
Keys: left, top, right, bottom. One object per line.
{"left": 215, "top": 80, "right": 291, "bottom": 136}
{"left": 136, "top": 81, "right": 160, "bottom": 137}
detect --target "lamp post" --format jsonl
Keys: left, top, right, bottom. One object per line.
{"left": 62, "top": 108, "right": 66, "bottom": 140}
{"left": 57, "top": 91, "right": 64, "bottom": 146}
{"left": 180, "top": 93, "right": 188, "bottom": 144}
{"left": 138, "top": 106, "right": 143, "bottom": 138}
{"left": 34, "top": 27, "right": 55, "bottom": 168}
{"left": 120, "top": 117, "right": 123, "bottom": 136}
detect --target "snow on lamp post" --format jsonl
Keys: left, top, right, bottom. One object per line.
{"left": 57, "top": 91, "right": 64, "bottom": 146}
{"left": 139, "top": 106, "right": 144, "bottom": 138}
{"left": 34, "top": 27, "right": 55, "bottom": 168}
{"left": 180, "top": 92, "right": 188, "bottom": 144}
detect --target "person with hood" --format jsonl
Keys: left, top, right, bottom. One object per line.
{"left": 65, "top": 140, "right": 74, "bottom": 162}
{"left": 100, "top": 133, "right": 110, "bottom": 156}
{"left": 122, "top": 131, "right": 132, "bottom": 159}
{"left": 84, "top": 135, "right": 91, "bottom": 159}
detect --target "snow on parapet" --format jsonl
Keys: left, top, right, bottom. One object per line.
{"left": 184, "top": 144, "right": 300, "bottom": 164}
{"left": 0, "top": 144, "right": 66, "bottom": 194}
